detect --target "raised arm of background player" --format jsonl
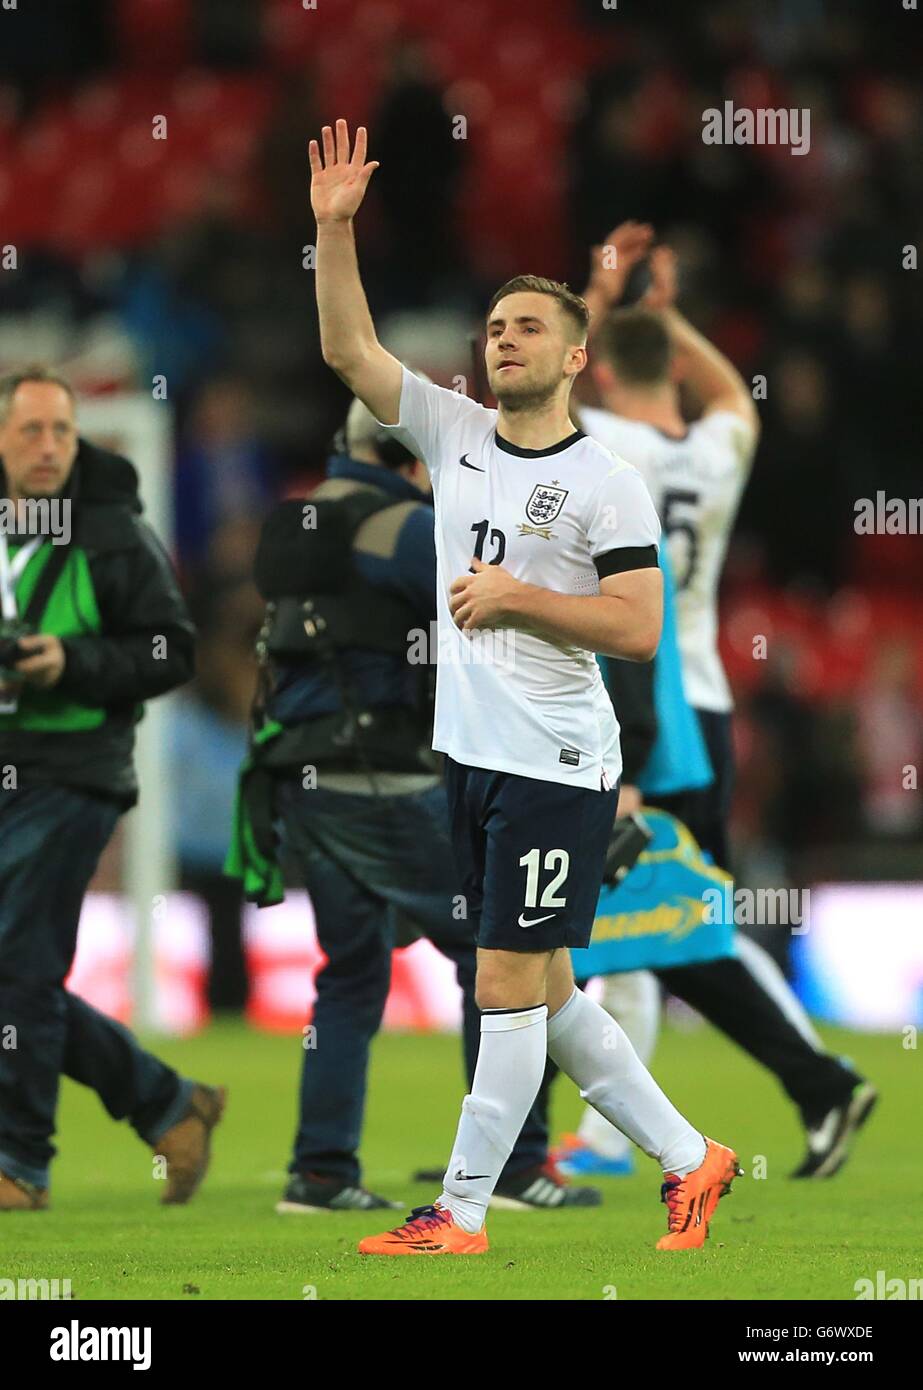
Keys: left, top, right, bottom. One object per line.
{"left": 572, "top": 220, "right": 655, "bottom": 410}
{"left": 643, "top": 243, "right": 760, "bottom": 436}
{"left": 582, "top": 220, "right": 656, "bottom": 332}
{"left": 310, "top": 120, "right": 403, "bottom": 425}
{"left": 580, "top": 222, "right": 759, "bottom": 437}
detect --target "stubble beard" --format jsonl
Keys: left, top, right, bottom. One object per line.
{"left": 493, "top": 373, "right": 560, "bottom": 415}
{"left": 11, "top": 474, "right": 65, "bottom": 505}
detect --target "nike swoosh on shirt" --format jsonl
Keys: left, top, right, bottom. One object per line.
{"left": 459, "top": 454, "right": 485, "bottom": 471}
{"left": 518, "top": 913, "right": 557, "bottom": 929}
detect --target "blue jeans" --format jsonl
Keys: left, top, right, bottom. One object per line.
{"left": 275, "top": 777, "right": 549, "bottom": 1185}
{"left": 0, "top": 786, "right": 192, "bottom": 1188}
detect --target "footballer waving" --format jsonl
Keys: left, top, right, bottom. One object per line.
{"left": 310, "top": 120, "right": 742, "bottom": 1256}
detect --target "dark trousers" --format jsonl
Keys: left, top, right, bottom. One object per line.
{"left": 0, "top": 786, "right": 191, "bottom": 1187}
{"left": 649, "top": 707, "right": 735, "bottom": 871}
{"left": 651, "top": 708, "right": 857, "bottom": 1115}
{"left": 276, "top": 776, "right": 548, "bottom": 1186}
{"left": 657, "top": 954, "right": 857, "bottom": 1116}
{"left": 180, "top": 866, "right": 248, "bottom": 1012}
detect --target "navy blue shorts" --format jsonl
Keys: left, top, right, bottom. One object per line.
{"left": 445, "top": 758, "right": 620, "bottom": 953}
{"left": 648, "top": 709, "right": 733, "bottom": 869}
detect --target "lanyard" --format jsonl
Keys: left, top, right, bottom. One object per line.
{"left": 0, "top": 533, "right": 45, "bottom": 622}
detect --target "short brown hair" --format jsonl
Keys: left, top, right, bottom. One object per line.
{"left": 487, "top": 275, "right": 589, "bottom": 343}
{"left": 0, "top": 365, "right": 76, "bottom": 425}
{"left": 595, "top": 308, "right": 672, "bottom": 386}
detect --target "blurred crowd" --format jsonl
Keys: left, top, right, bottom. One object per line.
{"left": 2, "top": 0, "right": 921, "bottom": 930}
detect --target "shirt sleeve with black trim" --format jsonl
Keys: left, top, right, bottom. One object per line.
{"left": 585, "top": 457, "right": 661, "bottom": 581}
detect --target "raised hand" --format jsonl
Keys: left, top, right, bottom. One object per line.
{"left": 309, "top": 120, "right": 379, "bottom": 224}
{"left": 643, "top": 244, "right": 679, "bottom": 311}
{"left": 587, "top": 220, "right": 655, "bottom": 307}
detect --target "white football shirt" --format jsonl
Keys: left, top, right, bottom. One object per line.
{"left": 377, "top": 367, "right": 661, "bottom": 790}
{"left": 580, "top": 405, "right": 756, "bottom": 713}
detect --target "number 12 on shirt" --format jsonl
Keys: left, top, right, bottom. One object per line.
{"left": 471, "top": 519, "right": 506, "bottom": 565}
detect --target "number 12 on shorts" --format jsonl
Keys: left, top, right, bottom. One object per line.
{"left": 519, "top": 848, "right": 570, "bottom": 909}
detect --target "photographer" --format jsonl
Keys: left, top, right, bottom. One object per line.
{"left": 0, "top": 367, "right": 224, "bottom": 1211}
{"left": 229, "top": 392, "right": 597, "bottom": 1213}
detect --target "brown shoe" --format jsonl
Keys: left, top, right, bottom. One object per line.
{"left": 154, "top": 1083, "right": 226, "bottom": 1205}
{"left": 0, "top": 1171, "right": 49, "bottom": 1211}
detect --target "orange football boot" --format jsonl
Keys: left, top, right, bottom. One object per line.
{"left": 358, "top": 1203, "right": 488, "bottom": 1256}
{"left": 656, "top": 1138, "right": 743, "bottom": 1251}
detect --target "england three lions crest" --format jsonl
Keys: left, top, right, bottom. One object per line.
{"left": 525, "top": 483, "right": 568, "bottom": 526}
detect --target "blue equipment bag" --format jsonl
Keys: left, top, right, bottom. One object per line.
{"left": 572, "top": 809, "right": 736, "bottom": 979}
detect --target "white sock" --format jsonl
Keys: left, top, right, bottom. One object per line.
{"left": 577, "top": 971, "right": 661, "bottom": 1160}
{"left": 548, "top": 988, "right": 705, "bottom": 1176}
{"left": 439, "top": 1003, "right": 548, "bottom": 1233}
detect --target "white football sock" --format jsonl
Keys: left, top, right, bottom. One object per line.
{"left": 577, "top": 971, "right": 661, "bottom": 1160}
{"left": 439, "top": 1003, "right": 548, "bottom": 1233}
{"left": 548, "top": 988, "right": 705, "bottom": 1176}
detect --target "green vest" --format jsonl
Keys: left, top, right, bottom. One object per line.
{"left": 0, "top": 543, "right": 106, "bottom": 732}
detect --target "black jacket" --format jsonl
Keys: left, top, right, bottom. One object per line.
{"left": 604, "top": 657, "right": 657, "bottom": 785}
{"left": 0, "top": 439, "right": 195, "bottom": 805}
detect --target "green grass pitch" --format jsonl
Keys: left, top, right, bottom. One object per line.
{"left": 2, "top": 1017, "right": 914, "bottom": 1301}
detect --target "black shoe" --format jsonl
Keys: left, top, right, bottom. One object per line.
{"left": 276, "top": 1172, "right": 403, "bottom": 1214}
{"left": 791, "top": 1081, "right": 879, "bottom": 1179}
{"left": 491, "top": 1160, "right": 602, "bottom": 1210}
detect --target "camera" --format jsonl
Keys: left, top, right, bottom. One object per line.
{"left": 0, "top": 619, "right": 33, "bottom": 674}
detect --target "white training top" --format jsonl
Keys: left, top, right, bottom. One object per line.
{"left": 579, "top": 405, "right": 756, "bottom": 713}
{"left": 378, "top": 367, "right": 661, "bottom": 790}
